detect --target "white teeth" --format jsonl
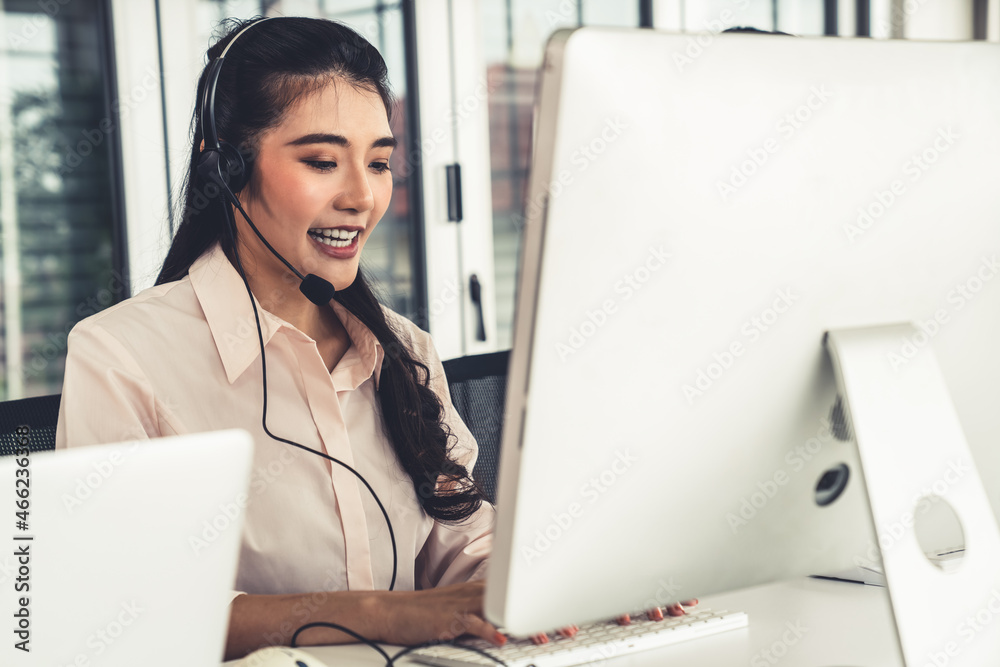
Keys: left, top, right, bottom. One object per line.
{"left": 312, "top": 235, "right": 352, "bottom": 248}
{"left": 309, "top": 228, "right": 360, "bottom": 240}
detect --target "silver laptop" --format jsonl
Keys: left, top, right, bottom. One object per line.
{"left": 1, "top": 429, "right": 253, "bottom": 666}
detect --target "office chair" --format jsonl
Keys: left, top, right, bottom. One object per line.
{"left": 0, "top": 394, "right": 61, "bottom": 456}
{"left": 442, "top": 349, "right": 510, "bottom": 504}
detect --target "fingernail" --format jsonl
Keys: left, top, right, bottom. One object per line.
{"left": 494, "top": 632, "right": 507, "bottom": 646}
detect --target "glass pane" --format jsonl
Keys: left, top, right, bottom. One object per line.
{"left": 0, "top": 0, "right": 119, "bottom": 400}
{"left": 319, "top": 0, "right": 378, "bottom": 14}
{"left": 777, "top": 0, "right": 823, "bottom": 35}
{"left": 483, "top": 0, "right": 642, "bottom": 349}
{"left": 683, "top": 0, "right": 773, "bottom": 31}
{"left": 193, "top": 2, "right": 416, "bottom": 318}
{"left": 582, "top": 0, "right": 639, "bottom": 27}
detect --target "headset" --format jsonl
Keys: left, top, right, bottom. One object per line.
{"left": 196, "top": 17, "right": 398, "bottom": 591}
{"left": 197, "top": 17, "right": 337, "bottom": 306}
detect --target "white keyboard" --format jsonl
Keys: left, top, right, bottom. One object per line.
{"left": 408, "top": 608, "right": 748, "bottom": 667}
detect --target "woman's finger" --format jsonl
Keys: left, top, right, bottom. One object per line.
{"left": 455, "top": 612, "right": 506, "bottom": 646}
{"left": 665, "top": 603, "right": 688, "bottom": 616}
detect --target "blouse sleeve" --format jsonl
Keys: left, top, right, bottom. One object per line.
{"left": 56, "top": 321, "right": 161, "bottom": 449}
{"left": 410, "top": 329, "right": 495, "bottom": 589}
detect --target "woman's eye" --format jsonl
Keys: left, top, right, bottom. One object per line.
{"left": 304, "top": 160, "right": 337, "bottom": 171}
{"left": 370, "top": 161, "right": 391, "bottom": 174}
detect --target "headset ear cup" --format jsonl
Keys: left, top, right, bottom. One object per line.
{"left": 196, "top": 148, "right": 222, "bottom": 188}
{"left": 218, "top": 142, "right": 248, "bottom": 193}
{"left": 196, "top": 143, "right": 248, "bottom": 194}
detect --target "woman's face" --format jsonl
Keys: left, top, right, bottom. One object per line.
{"left": 239, "top": 78, "right": 395, "bottom": 296}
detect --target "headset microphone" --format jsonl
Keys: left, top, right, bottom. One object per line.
{"left": 202, "top": 165, "right": 338, "bottom": 306}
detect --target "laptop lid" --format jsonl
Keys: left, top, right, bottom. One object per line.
{"left": 1, "top": 429, "right": 253, "bottom": 666}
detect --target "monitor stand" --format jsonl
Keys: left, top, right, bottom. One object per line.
{"left": 825, "top": 324, "right": 1000, "bottom": 667}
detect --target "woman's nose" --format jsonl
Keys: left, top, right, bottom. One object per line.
{"left": 334, "top": 163, "right": 375, "bottom": 212}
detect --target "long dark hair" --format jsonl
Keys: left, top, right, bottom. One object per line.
{"left": 156, "top": 16, "right": 483, "bottom": 523}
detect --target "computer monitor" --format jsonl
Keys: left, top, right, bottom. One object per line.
{"left": 484, "top": 27, "right": 1000, "bottom": 662}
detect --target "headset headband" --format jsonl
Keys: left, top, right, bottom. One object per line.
{"left": 200, "top": 17, "right": 276, "bottom": 152}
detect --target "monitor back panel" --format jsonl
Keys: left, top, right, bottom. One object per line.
{"left": 486, "top": 29, "right": 1000, "bottom": 635}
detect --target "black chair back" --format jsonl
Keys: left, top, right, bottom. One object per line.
{"left": 442, "top": 350, "right": 510, "bottom": 504}
{"left": 0, "top": 394, "right": 61, "bottom": 456}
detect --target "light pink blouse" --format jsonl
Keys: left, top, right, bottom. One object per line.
{"left": 55, "top": 243, "right": 493, "bottom": 601}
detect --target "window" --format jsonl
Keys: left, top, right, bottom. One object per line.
{"left": 482, "top": 0, "right": 983, "bottom": 348}
{"left": 482, "top": 0, "right": 640, "bottom": 349}
{"left": 0, "top": 0, "right": 123, "bottom": 400}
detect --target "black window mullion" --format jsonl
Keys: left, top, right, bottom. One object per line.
{"left": 401, "top": 0, "right": 429, "bottom": 330}
{"left": 639, "top": 0, "right": 653, "bottom": 28}
{"left": 96, "top": 0, "right": 129, "bottom": 298}
{"left": 973, "top": 0, "right": 989, "bottom": 40}
{"left": 824, "top": 0, "right": 839, "bottom": 35}
{"left": 856, "top": 0, "right": 871, "bottom": 36}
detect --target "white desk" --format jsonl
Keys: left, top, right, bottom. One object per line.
{"left": 226, "top": 577, "right": 904, "bottom": 666}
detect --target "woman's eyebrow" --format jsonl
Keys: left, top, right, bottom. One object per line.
{"left": 286, "top": 132, "right": 397, "bottom": 149}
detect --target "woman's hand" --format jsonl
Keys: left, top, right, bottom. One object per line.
{"left": 617, "top": 599, "right": 699, "bottom": 625}
{"left": 372, "top": 580, "right": 506, "bottom": 647}
{"left": 529, "top": 599, "right": 699, "bottom": 644}
{"left": 530, "top": 625, "right": 578, "bottom": 644}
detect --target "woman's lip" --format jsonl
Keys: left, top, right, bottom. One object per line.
{"left": 309, "top": 232, "right": 360, "bottom": 259}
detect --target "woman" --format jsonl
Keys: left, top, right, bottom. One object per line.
{"left": 57, "top": 16, "right": 501, "bottom": 659}
{"left": 56, "top": 15, "right": 690, "bottom": 659}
